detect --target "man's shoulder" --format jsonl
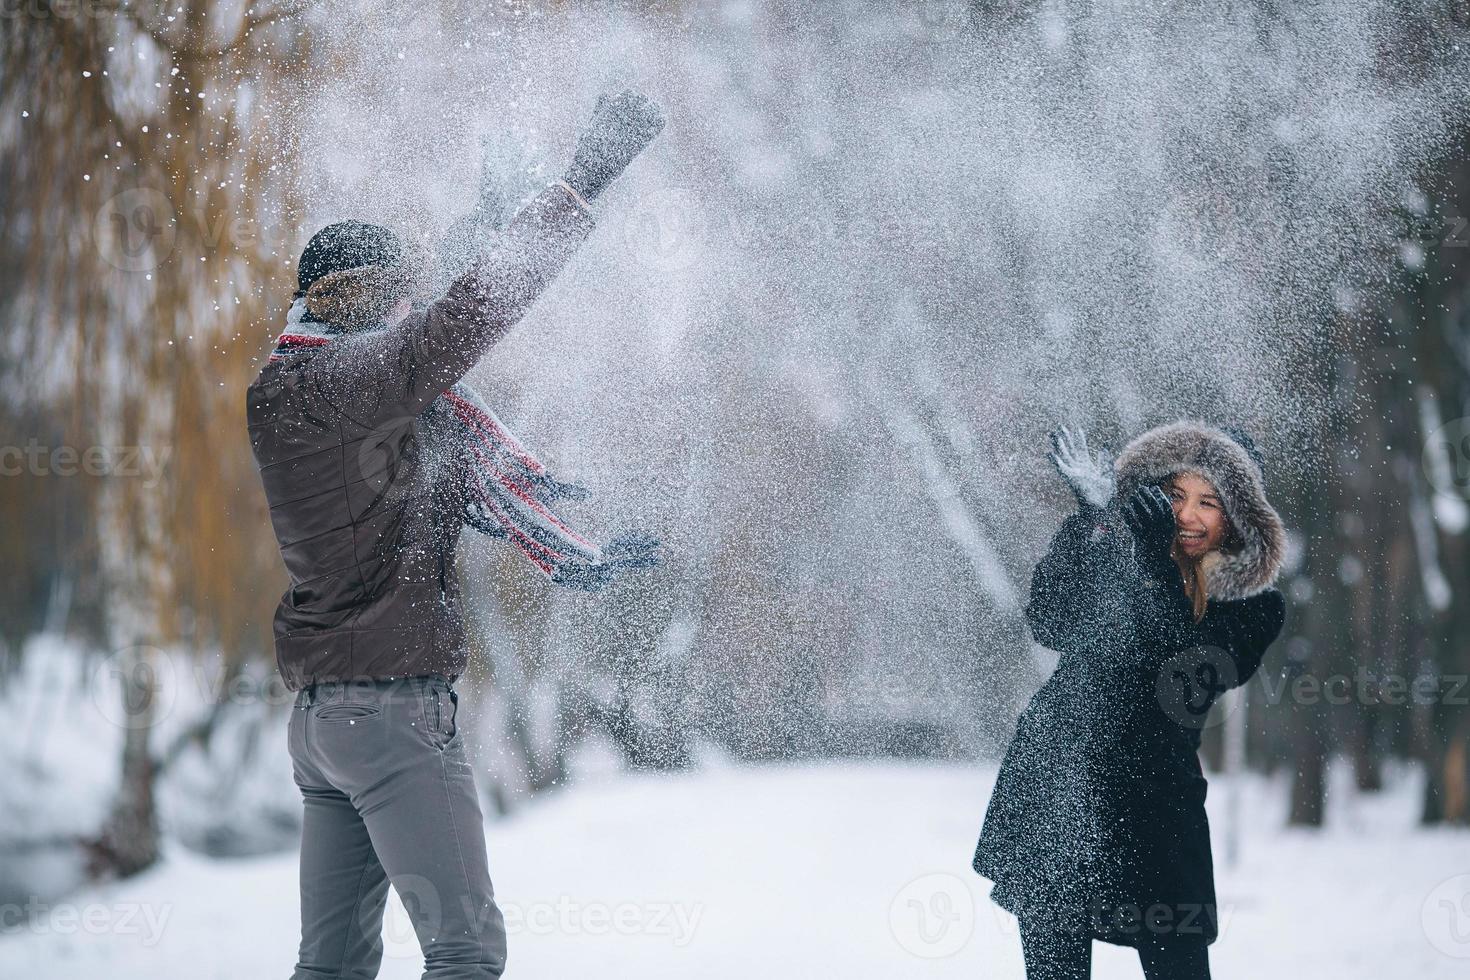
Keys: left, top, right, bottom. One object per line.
{"left": 245, "top": 355, "right": 331, "bottom": 432}
{"left": 245, "top": 359, "right": 294, "bottom": 425}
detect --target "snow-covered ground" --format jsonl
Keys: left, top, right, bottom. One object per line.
{"left": 0, "top": 758, "right": 1466, "bottom": 978}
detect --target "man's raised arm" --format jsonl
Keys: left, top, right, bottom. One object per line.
{"left": 312, "top": 90, "right": 664, "bottom": 420}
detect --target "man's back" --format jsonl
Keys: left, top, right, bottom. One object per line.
{"left": 248, "top": 183, "right": 596, "bottom": 690}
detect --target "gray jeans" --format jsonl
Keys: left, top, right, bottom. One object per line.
{"left": 288, "top": 676, "right": 506, "bottom": 979}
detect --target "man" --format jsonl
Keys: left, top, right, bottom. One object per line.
{"left": 246, "top": 90, "right": 664, "bottom": 979}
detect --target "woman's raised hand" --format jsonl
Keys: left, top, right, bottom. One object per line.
{"left": 1047, "top": 425, "right": 1115, "bottom": 512}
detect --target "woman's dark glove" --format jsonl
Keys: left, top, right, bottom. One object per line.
{"left": 1122, "top": 484, "right": 1178, "bottom": 582}
{"left": 562, "top": 90, "right": 665, "bottom": 203}
{"left": 1047, "top": 426, "right": 1115, "bottom": 513}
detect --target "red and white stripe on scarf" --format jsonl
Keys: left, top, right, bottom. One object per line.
{"left": 268, "top": 301, "right": 610, "bottom": 587}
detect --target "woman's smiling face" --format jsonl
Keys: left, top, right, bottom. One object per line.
{"left": 1166, "top": 472, "right": 1229, "bottom": 557}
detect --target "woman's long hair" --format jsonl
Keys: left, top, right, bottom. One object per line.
{"left": 1165, "top": 474, "right": 1243, "bottom": 623}
{"left": 1174, "top": 551, "right": 1210, "bottom": 623}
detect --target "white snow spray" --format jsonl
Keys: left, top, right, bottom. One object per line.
{"left": 277, "top": 0, "right": 1470, "bottom": 758}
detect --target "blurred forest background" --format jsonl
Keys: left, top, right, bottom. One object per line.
{"left": 3, "top": 0, "right": 1470, "bottom": 900}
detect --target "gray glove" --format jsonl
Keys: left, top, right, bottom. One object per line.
{"left": 552, "top": 532, "right": 662, "bottom": 592}
{"left": 1048, "top": 426, "right": 1116, "bottom": 512}
{"left": 562, "top": 90, "right": 666, "bottom": 203}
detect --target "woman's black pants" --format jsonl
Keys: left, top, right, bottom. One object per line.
{"left": 1019, "top": 925, "right": 1211, "bottom": 980}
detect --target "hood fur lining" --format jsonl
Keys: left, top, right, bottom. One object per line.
{"left": 1112, "top": 420, "right": 1285, "bottom": 601}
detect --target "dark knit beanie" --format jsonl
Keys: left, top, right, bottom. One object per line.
{"left": 296, "top": 221, "right": 405, "bottom": 298}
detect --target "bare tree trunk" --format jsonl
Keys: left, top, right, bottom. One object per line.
{"left": 87, "top": 647, "right": 160, "bottom": 878}
{"left": 1287, "top": 652, "right": 1328, "bottom": 827}
{"left": 1287, "top": 496, "right": 1333, "bottom": 827}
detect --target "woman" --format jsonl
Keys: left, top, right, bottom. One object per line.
{"left": 973, "top": 421, "right": 1287, "bottom": 980}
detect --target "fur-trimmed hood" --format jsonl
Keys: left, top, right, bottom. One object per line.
{"left": 1112, "top": 420, "right": 1286, "bottom": 602}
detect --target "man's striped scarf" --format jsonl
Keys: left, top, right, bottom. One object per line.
{"left": 269, "top": 299, "right": 656, "bottom": 591}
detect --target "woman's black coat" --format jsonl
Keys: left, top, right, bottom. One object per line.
{"left": 972, "top": 509, "right": 1285, "bottom": 947}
